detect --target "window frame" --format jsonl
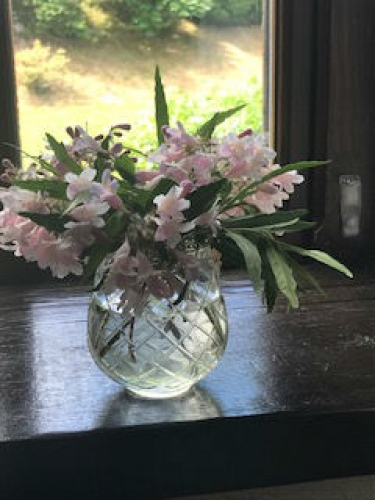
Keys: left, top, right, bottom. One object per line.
{"left": 0, "top": 0, "right": 20, "bottom": 168}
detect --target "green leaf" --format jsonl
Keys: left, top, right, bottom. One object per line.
{"left": 287, "top": 256, "right": 325, "bottom": 295}
{"left": 184, "top": 179, "right": 229, "bottom": 221}
{"left": 82, "top": 245, "right": 109, "bottom": 283}
{"left": 230, "top": 219, "right": 317, "bottom": 234}
{"left": 117, "top": 181, "right": 151, "bottom": 214}
{"left": 266, "top": 244, "right": 299, "bottom": 309}
{"left": 61, "top": 192, "right": 90, "bottom": 216}
{"left": 104, "top": 211, "right": 129, "bottom": 239}
{"left": 13, "top": 179, "right": 68, "bottom": 200}
{"left": 93, "top": 135, "right": 112, "bottom": 180}
{"left": 225, "top": 230, "right": 262, "bottom": 292}
{"left": 19, "top": 212, "right": 71, "bottom": 233}
{"left": 197, "top": 104, "right": 247, "bottom": 139}
{"left": 222, "top": 209, "right": 308, "bottom": 229}
{"left": 275, "top": 220, "right": 317, "bottom": 233}
{"left": 259, "top": 246, "right": 279, "bottom": 312}
{"left": 46, "top": 133, "right": 82, "bottom": 175}
{"left": 249, "top": 161, "right": 329, "bottom": 191}
{"left": 155, "top": 66, "right": 170, "bottom": 146}
{"left": 114, "top": 154, "right": 136, "bottom": 184}
{"left": 280, "top": 243, "right": 353, "bottom": 278}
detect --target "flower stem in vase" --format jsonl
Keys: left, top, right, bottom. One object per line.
{"left": 128, "top": 316, "right": 136, "bottom": 363}
{"left": 99, "top": 316, "right": 133, "bottom": 358}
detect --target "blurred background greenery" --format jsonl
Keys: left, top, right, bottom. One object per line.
{"left": 12, "top": 0, "right": 263, "bottom": 158}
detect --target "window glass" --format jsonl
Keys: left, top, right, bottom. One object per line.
{"left": 12, "top": 0, "right": 265, "bottom": 158}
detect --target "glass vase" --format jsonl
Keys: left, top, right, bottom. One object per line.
{"left": 87, "top": 250, "right": 228, "bottom": 399}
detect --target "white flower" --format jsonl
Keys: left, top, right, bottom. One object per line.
{"left": 154, "top": 185, "right": 190, "bottom": 218}
{"left": 65, "top": 168, "right": 98, "bottom": 200}
{"left": 154, "top": 186, "right": 194, "bottom": 247}
{"left": 67, "top": 201, "right": 110, "bottom": 227}
{"left": 0, "top": 187, "right": 49, "bottom": 214}
{"left": 71, "top": 126, "right": 103, "bottom": 155}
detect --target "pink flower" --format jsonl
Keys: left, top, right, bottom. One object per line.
{"left": 135, "top": 170, "right": 161, "bottom": 184}
{"left": 105, "top": 240, "right": 139, "bottom": 292}
{"left": 159, "top": 153, "right": 215, "bottom": 188}
{"left": 154, "top": 219, "right": 193, "bottom": 248}
{"left": 71, "top": 126, "right": 103, "bottom": 155}
{"left": 96, "top": 169, "right": 124, "bottom": 210}
{"left": 0, "top": 209, "right": 83, "bottom": 278}
{"left": 0, "top": 187, "right": 49, "bottom": 214}
{"left": 248, "top": 186, "right": 289, "bottom": 214}
{"left": 19, "top": 231, "right": 83, "bottom": 278}
{"left": 65, "top": 168, "right": 97, "bottom": 200}
{"left": 246, "top": 165, "right": 304, "bottom": 214}
{"left": 68, "top": 201, "right": 110, "bottom": 227}
{"left": 219, "top": 133, "right": 276, "bottom": 179}
{"left": 154, "top": 185, "right": 190, "bottom": 219}
{"left": 154, "top": 186, "right": 194, "bottom": 247}
{"left": 149, "top": 122, "right": 199, "bottom": 164}
{"left": 105, "top": 244, "right": 174, "bottom": 312}
{"left": 263, "top": 165, "right": 304, "bottom": 194}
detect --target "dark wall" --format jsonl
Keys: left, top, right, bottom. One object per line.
{"left": 275, "top": 0, "right": 375, "bottom": 267}
{"left": 316, "top": 0, "right": 375, "bottom": 265}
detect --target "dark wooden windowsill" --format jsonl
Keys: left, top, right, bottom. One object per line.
{"left": 0, "top": 271, "right": 374, "bottom": 499}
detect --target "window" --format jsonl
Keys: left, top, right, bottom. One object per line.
{"left": 0, "top": 0, "right": 269, "bottom": 283}
{"left": 11, "top": 0, "right": 265, "bottom": 157}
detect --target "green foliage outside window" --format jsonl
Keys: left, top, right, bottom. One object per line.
{"left": 202, "top": 0, "right": 263, "bottom": 26}
{"left": 12, "top": 0, "right": 96, "bottom": 40}
{"left": 13, "top": 0, "right": 263, "bottom": 40}
{"left": 95, "top": 0, "right": 213, "bottom": 36}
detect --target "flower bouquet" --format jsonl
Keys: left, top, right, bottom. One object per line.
{"left": 0, "top": 68, "right": 351, "bottom": 398}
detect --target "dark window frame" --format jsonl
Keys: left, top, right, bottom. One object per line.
{"left": 0, "top": 0, "right": 20, "bottom": 167}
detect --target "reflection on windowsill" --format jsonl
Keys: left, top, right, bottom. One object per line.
{"left": 98, "top": 385, "right": 223, "bottom": 429}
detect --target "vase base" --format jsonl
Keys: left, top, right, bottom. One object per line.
{"left": 125, "top": 383, "right": 194, "bottom": 400}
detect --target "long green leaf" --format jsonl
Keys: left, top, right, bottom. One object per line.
{"left": 104, "top": 211, "right": 129, "bottom": 239}
{"left": 279, "top": 242, "right": 353, "bottom": 278}
{"left": 234, "top": 219, "right": 317, "bottom": 234}
{"left": 19, "top": 212, "right": 71, "bottom": 233}
{"left": 287, "top": 255, "right": 325, "bottom": 295}
{"left": 222, "top": 209, "right": 308, "bottom": 229}
{"left": 197, "top": 104, "right": 247, "bottom": 139}
{"left": 259, "top": 246, "right": 279, "bottom": 312}
{"left": 225, "top": 230, "right": 262, "bottom": 292}
{"left": 275, "top": 220, "right": 317, "bottom": 233}
{"left": 155, "top": 66, "right": 169, "bottom": 146}
{"left": 184, "top": 179, "right": 229, "bottom": 221}
{"left": 249, "top": 161, "right": 329, "bottom": 191}
{"left": 82, "top": 245, "right": 110, "bottom": 284}
{"left": 114, "top": 154, "right": 136, "bottom": 184}
{"left": 266, "top": 244, "right": 299, "bottom": 309}
{"left": 46, "top": 133, "right": 82, "bottom": 175}
{"left": 13, "top": 179, "right": 68, "bottom": 200}
{"left": 227, "top": 218, "right": 301, "bottom": 233}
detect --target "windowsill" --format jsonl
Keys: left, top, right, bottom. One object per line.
{"left": 0, "top": 274, "right": 374, "bottom": 498}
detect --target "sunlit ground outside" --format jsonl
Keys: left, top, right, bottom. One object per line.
{"left": 13, "top": 7, "right": 263, "bottom": 161}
